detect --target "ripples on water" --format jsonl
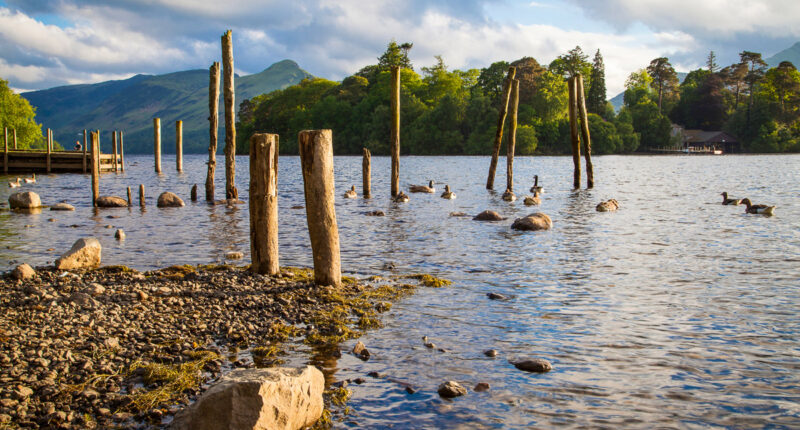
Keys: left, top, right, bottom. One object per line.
{"left": 2, "top": 154, "right": 799, "bottom": 428}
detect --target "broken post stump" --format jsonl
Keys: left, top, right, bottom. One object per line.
{"left": 46, "top": 128, "right": 52, "bottom": 174}
{"left": 154, "top": 118, "right": 162, "bottom": 173}
{"left": 82, "top": 129, "right": 87, "bottom": 174}
{"left": 191, "top": 184, "right": 198, "bottom": 201}
{"left": 139, "top": 184, "right": 145, "bottom": 208}
{"left": 127, "top": 187, "right": 132, "bottom": 206}
{"left": 506, "top": 79, "right": 519, "bottom": 192}
{"left": 112, "top": 131, "right": 118, "bottom": 173}
{"left": 91, "top": 131, "right": 99, "bottom": 207}
{"left": 119, "top": 131, "right": 125, "bottom": 172}
{"left": 176, "top": 120, "right": 183, "bottom": 172}
{"left": 206, "top": 62, "right": 221, "bottom": 202}
{"left": 568, "top": 76, "right": 581, "bottom": 189}
{"left": 362, "top": 147, "right": 371, "bottom": 199}
{"left": 487, "top": 66, "right": 516, "bottom": 190}
{"left": 576, "top": 73, "right": 594, "bottom": 188}
{"left": 249, "top": 133, "right": 280, "bottom": 275}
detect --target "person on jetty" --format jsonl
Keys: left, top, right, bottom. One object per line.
{"left": 74, "top": 141, "right": 82, "bottom": 150}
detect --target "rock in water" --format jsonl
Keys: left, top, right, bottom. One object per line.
{"left": 437, "top": 381, "right": 467, "bottom": 398}
{"left": 474, "top": 382, "right": 490, "bottom": 392}
{"left": 157, "top": 192, "right": 185, "bottom": 208}
{"left": 352, "top": 341, "right": 370, "bottom": 360}
{"left": 115, "top": 229, "right": 125, "bottom": 240}
{"left": 511, "top": 358, "right": 553, "bottom": 373}
{"left": 55, "top": 237, "right": 102, "bottom": 270}
{"left": 11, "top": 264, "right": 36, "bottom": 280}
{"left": 9, "top": 191, "right": 41, "bottom": 209}
{"left": 95, "top": 196, "right": 128, "bottom": 207}
{"left": 170, "top": 366, "right": 324, "bottom": 430}
{"left": 225, "top": 251, "right": 244, "bottom": 260}
{"left": 473, "top": 210, "right": 506, "bottom": 221}
{"left": 511, "top": 213, "right": 553, "bottom": 231}
{"left": 486, "top": 292, "right": 507, "bottom": 300}
{"left": 50, "top": 203, "right": 75, "bottom": 211}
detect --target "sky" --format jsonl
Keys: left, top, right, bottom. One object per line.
{"left": 1, "top": 0, "right": 798, "bottom": 97}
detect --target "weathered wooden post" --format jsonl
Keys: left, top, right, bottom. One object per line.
{"left": 506, "top": 79, "right": 520, "bottom": 192}
{"left": 12, "top": 129, "right": 17, "bottom": 149}
{"left": 222, "top": 30, "right": 237, "bottom": 200}
{"left": 362, "top": 147, "right": 371, "bottom": 199}
{"left": 112, "top": 131, "right": 119, "bottom": 172}
{"left": 176, "top": 120, "right": 183, "bottom": 172}
{"left": 190, "top": 184, "right": 198, "bottom": 201}
{"left": 119, "top": 131, "right": 125, "bottom": 172}
{"left": 576, "top": 73, "right": 594, "bottom": 188}
{"left": 568, "top": 76, "right": 581, "bottom": 188}
{"left": 298, "top": 130, "right": 341, "bottom": 286}
{"left": 91, "top": 131, "right": 99, "bottom": 207}
{"left": 3, "top": 128, "right": 7, "bottom": 174}
{"left": 139, "top": 184, "right": 145, "bottom": 208}
{"left": 390, "top": 66, "right": 400, "bottom": 198}
{"left": 127, "top": 187, "right": 132, "bottom": 206}
{"left": 249, "top": 133, "right": 280, "bottom": 275}
{"left": 154, "top": 118, "right": 162, "bottom": 173}
{"left": 45, "top": 128, "right": 51, "bottom": 173}
{"left": 487, "top": 66, "right": 516, "bottom": 190}
{"left": 82, "top": 129, "right": 87, "bottom": 173}
{"left": 206, "top": 62, "right": 220, "bottom": 202}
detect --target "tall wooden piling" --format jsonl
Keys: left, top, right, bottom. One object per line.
{"left": 154, "top": 118, "right": 162, "bottom": 173}
{"left": 127, "top": 187, "right": 132, "bottom": 206}
{"left": 139, "top": 184, "right": 145, "bottom": 208}
{"left": 176, "top": 120, "right": 183, "bottom": 172}
{"left": 568, "top": 76, "right": 581, "bottom": 188}
{"left": 119, "top": 131, "right": 125, "bottom": 172}
{"left": 46, "top": 128, "right": 52, "bottom": 174}
{"left": 12, "top": 129, "right": 16, "bottom": 149}
{"left": 298, "top": 130, "right": 342, "bottom": 286}
{"left": 191, "top": 184, "right": 198, "bottom": 201}
{"left": 82, "top": 130, "right": 87, "bottom": 173}
{"left": 91, "top": 131, "right": 99, "bottom": 207}
{"left": 249, "top": 133, "right": 280, "bottom": 275}
{"left": 390, "top": 66, "right": 400, "bottom": 198}
{"left": 206, "top": 62, "right": 220, "bottom": 202}
{"left": 487, "top": 66, "right": 516, "bottom": 190}
{"left": 3, "top": 128, "right": 7, "bottom": 174}
{"left": 362, "top": 147, "right": 372, "bottom": 199}
{"left": 112, "top": 131, "right": 119, "bottom": 172}
{"left": 576, "top": 74, "right": 594, "bottom": 188}
{"left": 506, "top": 79, "right": 520, "bottom": 192}
{"left": 222, "top": 30, "right": 237, "bottom": 200}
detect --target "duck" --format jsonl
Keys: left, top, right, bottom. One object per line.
{"left": 394, "top": 191, "right": 409, "bottom": 203}
{"left": 23, "top": 174, "right": 36, "bottom": 184}
{"left": 523, "top": 191, "right": 541, "bottom": 206}
{"left": 530, "top": 175, "right": 544, "bottom": 194}
{"left": 8, "top": 178, "right": 21, "bottom": 188}
{"left": 502, "top": 188, "right": 516, "bottom": 202}
{"left": 721, "top": 191, "right": 742, "bottom": 205}
{"left": 440, "top": 185, "right": 456, "bottom": 200}
{"left": 409, "top": 180, "right": 435, "bottom": 193}
{"left": 343, "top": 185, "right": 357, "bottom": 199}
{"left": 741, "top": 198, "right": 776, "bottom": 215}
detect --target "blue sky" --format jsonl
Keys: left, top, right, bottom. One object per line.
{"left": 1, "top": 0, "right": 798, "bottom": 96}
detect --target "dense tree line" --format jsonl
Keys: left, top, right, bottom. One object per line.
{"left": 0, "top": 78, "right": 49, "bottom": 150}
{"left": 237, "top": 42, "right": 800, "bottom": 155}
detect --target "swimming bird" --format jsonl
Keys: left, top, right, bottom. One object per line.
{"left": 530, "top": 175, "right": 544, "bottom": 194}
{"left": 524, "top": 191, "right": 541, "bottom": 206}
{"left": 502, "top": 188, "right": 516, "bottom": 202}
{"left": 343, "top": 185, "right": 357, "bottom": 199}
{"left": 409, "top": 180, "right": 435, "bottom": 193}
{"left": 23, "top": 174, "right": 35, "bottom": 184}
{"left": 394, "top": 191, "right": 409, "bottom": 203}
{"left": 8, "top": 178, "right": 21, "bottom": 188}
{"left": 596, "top": 199, "right": 620, "bottom": 212}
{"left": 440, "top": 185, "right": 456, "bottom": 200}
{"left": 741, "top": 198, "right": 776, "bottom": 215}
{"left": 721, "top": 192, "right": 742, "bottom": 205}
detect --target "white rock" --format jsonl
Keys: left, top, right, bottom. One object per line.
{"left": 9, "top": 192, "right": 41, "bottom": 209}
{"left": 50, "top": 203, "right": 75, "bottom": 211}
{"left": 55, "top": 238, "right": 102, "bottom": 270}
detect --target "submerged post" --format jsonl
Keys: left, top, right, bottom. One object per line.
{"left": 487, "top": 66, "right": 516, "bottom": 190}
{"left": 390, "top": 65, "right": 400, "bottom": 198}
{"left": 362, "top": 147, "right": 371, "bottom": 199}
{"left": 139, "top": 184, "right": 145, "bottom": 208}
{"left": 249, "top": 133, "right": 280, "bottom": 275}
{"left": 82, "top": 129, "right": 87, "bottom": 174}
{"left": 222, "top": 30, "right": 237, "bottom": 200}
{"left": 298, "top": 130, "right": 341, "bottom": 286}
{"left": 568, "top": 76, "right": 581, "bottom": 188}
{"left": 206, "top": 62, "right": 221, "bottom": 202}
{"left": 119, "top": 131, "right": 125, "bottom": 172}
{"left": 127, "top": 187, "right": 132, "bottom": 206}
{"left": 91, "top": 131, "right": 99, "bottom": 207}
{"left": 154, "top": 118, "right": 162, "bottom": 173}
{"left": 576, "top": 74, "right": 594, "bottom": 188}
{"left": 112, "top": 131, "right": 118, "bottom": 173}
{"left": 46, "top": 128, "right": 52, "bottom": 173}
{"left": 506, "top": 79, "right": 520, "bottom": 192}
{"left": 176, "top": 120, "right": 183, "bottom": 172}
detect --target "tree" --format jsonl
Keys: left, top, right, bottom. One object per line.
{"left": 476, "top": 61, "right": 510, "bottom": 102}
{"left": 587, "top": 113, "right": 622, "bottom": 154}
{"left": 706, "top": 51, "right": 719, "bottom": 73}
{"left": 623, "top": 69, "right": 654, "bottom": 107}
{"left": 739, "top": 51, "right": 768, "bottom": 121}
{"left": 587, "top": 49, "right": 607, "bottom": 116}
{"left": 0, "top": 78, "right": 43, "bottom": 149}
{"left": 760, "top": 61, "right": 800, "bottom": 121}
{"left": 720, "top": 62, "right": 748, "bottom": 108}
{"left": 377, "top": 40, "right": 414, "bottom": 71}
{"left": 646, "top": 57, "right": 679, "bottom": 113}
{"left": 549, "top": 46, "right": 591, "bottom": 80}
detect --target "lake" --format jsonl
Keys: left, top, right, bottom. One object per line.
{"left": 2, "top": 154, "right": 799, "bottom": 428}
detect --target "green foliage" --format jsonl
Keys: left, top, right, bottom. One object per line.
{"left": 378, "top": 40, "right": 414, "bottom": 71}
{"left": 647, "top": 57, "right": 679, "bottom": 112}
{"left": 549, "top": 46, "right": 591, "bottom": 80}
{"left": 587, "top": 50, "right": 607, "bottom": 117}
{"left": 0, "top": 78, "right": 43, "bottom": 149}
{"left": 587, "top": 113, "right": 621, "bottom": 154}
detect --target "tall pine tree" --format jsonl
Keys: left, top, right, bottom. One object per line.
{"left": 587, "top": 49, "right": 607, "bottom": 116}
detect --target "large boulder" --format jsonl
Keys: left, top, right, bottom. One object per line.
{"left": 511, "top": 213, "right": 553, "bottom": 231}
{"left": 95, "top": 196, "right": 128, "bottom": 207}
{"left": 9, "top": 192, "right": 41, "bottom": 209}
{"left": 157, "top": 192, "right": 185, "bottom": 208}
{"left": 171, "top": 366, "right": 324, "bottom": 430}
{"left": 55, "top": 238, "right": 102, "bottom": 270}
{"left": 11, "top": 264, "right": 36, "bottom": 280}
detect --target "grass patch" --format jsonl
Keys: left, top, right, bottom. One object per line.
{"left": 282, "top": 266, "right": 314, "bottom": 282}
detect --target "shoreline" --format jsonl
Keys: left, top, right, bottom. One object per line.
{"left": 0, "top": 263, "right": 448, "bottom": 429}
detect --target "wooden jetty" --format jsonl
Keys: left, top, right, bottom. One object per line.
{"left": 1, "top": 149, "right": 120, "bottom": 173}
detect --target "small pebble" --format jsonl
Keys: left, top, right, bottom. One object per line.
{"left": 484, "top": 349, "right": 498, "bottom": 357}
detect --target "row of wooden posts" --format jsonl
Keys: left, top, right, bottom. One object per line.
{"left": 2, "top": 126, "right": 124, "bottom": 174}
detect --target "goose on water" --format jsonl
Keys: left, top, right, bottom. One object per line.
{"left": 343, "top": 185, "right": 357, "bottom": 199}
{"left": 409, "top": 180, "right": 435, "bottom": 193}
{"left": 23, "top": 174, "right": 36, "bottom": 184}
{"left": 721, "top": 192, "right": 742, "bottom": 205}
{"left": 741, "top": 198, "right": 776, "bottom": 215}
{"left": 394, "top": 191, "right": 410, "bottom": 203}
{"left": 530, "top": 175, "right": 544, "bottom": 194}
{"left": 440, "top": 185, "right": 456, "bottom": 199}
{"left": 8, "top": 178, "right": 21, "bottom": 188}
{"left": 502, "top": 188, "right": 516, "bottom": 202}
{"left": 524, "top": 191, "right": 541, "bottom": 206}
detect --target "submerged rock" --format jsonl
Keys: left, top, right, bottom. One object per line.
{"left": 483, "top": 349, "right": 498, "bottom": 357}
{"left": 474, "top": 382, "right": 490, "bottom": 392}
{"left": 225, "top": 251, "right": 244, "bottom": 260}
{"left": 486, "top": 293, "right": 507, "bottom": 300}
{"left": 511, "top": 213, "right": 552, "bottom": 231}
{"left": 437, "top": 381, "right": 467, "bottom": 398}
{"left": 473, "top": 210, "right": 506, "bottom": 221}
{"left": 95, "top": 196, "right": 128, "bottom": 207}
{"left": 352, "top": 341, "right": 370, "bottom": 360}
{"left": 50, "top": 202, "right": 75, "bottom": 211}
{"left": 511, "top": 358, "right": 553, "bottom": 373}
{"left": 365, "top": 210, "right": 385, "bottom": 216}
{"left": 157, "top": 192, "right": 185, "bottom": 208}
{"left": 55, "top": 237, "right": 102, "bottom": 270}
{"left": 114, "top": 229, "right": 126, "bottom": 240}
{"left": 9, "top": 191, "right": 41, "bottom": 209}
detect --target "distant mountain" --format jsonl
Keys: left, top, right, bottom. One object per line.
{"left": 766, "top": 41, "right": 800, "bottom": 67}
{"left": 609, "top": 72, "right": 687, "bottom": 112}
{"left": 22, "top": 60, "right": 312, "bottom": 153}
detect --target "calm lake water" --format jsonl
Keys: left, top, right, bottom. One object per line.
{"left": 2, "top": 154, "right": 800, "bottom": 428}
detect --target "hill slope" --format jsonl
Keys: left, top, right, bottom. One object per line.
{"left": 766, "top": 41, "right": 800, "bottom": 67}
{"left": 22, "top": 60, "right": 312, "bottom": 153}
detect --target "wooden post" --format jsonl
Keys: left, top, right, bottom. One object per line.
{"left": 390, "top": 66, "right": 400, "bottom": 198}
{"left": 127, "top": 187, "right": 132, "bottom": 206}
{"left": 362, "top": 147, "right": 371, "bottom": 199}
{"left": 154, "top": 118, "right": 162, "bottom": 173}
{"left": 191, "top": 184, "right": 198, "bottom": 201}
{"left": 487, "top": 66, "right": 516, "bottom": 189}
{"left": 506, "top": 79, "right": 520, "bottom": 192}
{"left": 112, "top": 131, "right": 118, "bottom": 172}
{"left": 249, "top": 133, "right": 280, "bottom": 275}
{"left": 139, "top": 184, "right": 145, "bottom": 208}
{"left": 12, "top": 129, "right": 16, "bottom": 149}
{"left": 568, "top": 76, "right": 581, "bottom": 189}
{"left": 91, "top": 131, "right": 99, "bottom": 207}
{"left": 576, "top": 73, "right": 594, "bottom": 188}
{"left": 176, "top": 120, "right": 183, "bottom": 172}
{"left": 82, "top": 129, "right": 87, "bottom": 173}
{"left": 222, "top": 30, "right": 237, "bottom": 200}
{"left": 3, "top": 128, "right": 7, "bottom": 174}
{"left": 119, "top": 131, "right": 125, "bottom": 172}
{"left": 46, "top": 128, "right": 52, "bottom": 173}
{"left": 206, "top": 62, "right": 220, "bottom": 202}
{"left": 298, "top": 130, "right": 341, "bottom": 286}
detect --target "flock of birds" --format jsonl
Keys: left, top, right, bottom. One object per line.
{"left": 7, "top": 174, "right": 36, "bottom": 188}
{"left": 721, "top": 191, "right": 777, "bottom": 215}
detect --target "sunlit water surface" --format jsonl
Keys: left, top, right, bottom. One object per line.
{"left": 2, "top": 154, "right": 799, "bottom": 428}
